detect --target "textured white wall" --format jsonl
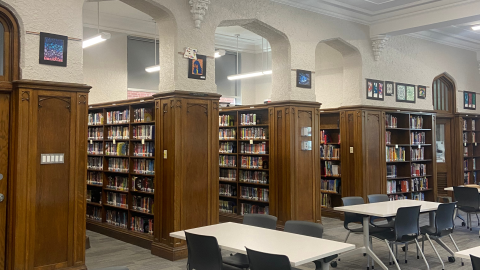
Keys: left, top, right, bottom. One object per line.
{"left": 316, "top": 43, "right": 343, "bottom": 109}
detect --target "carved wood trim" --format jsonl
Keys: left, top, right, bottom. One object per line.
{"left": 21, "top": 91, "right": 29, "bottom": 102}
{"left": 277, "top": 110, "right": 282, "bottom": 118}
{"left": 298, "top": 110, "right": 312, "bottom": 119}
{"left": 163, "top": 103, "right": 168, "bottom": 114}
{"left": 156, "top": 100, "right": 160, "bottom": 109}
{"left": 78, "top": 94, "right": 87, "bottom": 104}
{"left": 38, "top": 96, "right": 71, "bottom": 112}
{"left": 187, "top": 104, "right": 208, "bottom": 115}
{"left": 213, "top": 102, "right": 219, "bottom": 111}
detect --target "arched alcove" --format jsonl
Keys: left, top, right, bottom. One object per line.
{"left": 432, "top": 72, "right": 456, "bottom": 114}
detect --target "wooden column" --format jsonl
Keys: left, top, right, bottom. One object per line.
{"left": 151, "top": 91, "right": 220, "bottom": 260}
{"left": 7, "top": 80, "right": 91, "bottom": 270}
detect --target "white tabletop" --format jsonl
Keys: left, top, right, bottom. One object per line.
{"left": 334, "top": 199, "right": 441, "bottom": 218}
{"left": 444, "top": 186, "right": 480, "bottom": 193}
{"left": 169, "top": 222, "right": 355, "bottom": 267}
{"left": 455, "top": 246, "right": 480, "bottom": 260}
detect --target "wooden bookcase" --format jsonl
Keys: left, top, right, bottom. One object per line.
{"left": 455, "top": 114, "right": 480, "bottom": 186}
{"left": 87, "top": 97, "right": 156, "bottom": 248}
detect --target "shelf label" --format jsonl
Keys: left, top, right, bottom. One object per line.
{"left": 395, "top": 144, "right": 398, "bottom": 149}
{"left": 350, "top": 147, "right": 354, "bottom": 153}
{"left": 90, "top": 140, "right": 93, "bottom": 145}
{"left": 464, "top": 143, "right": 467, "bottom": 146}
{"left": 250, "top": 140, "right": 253, "bottom": 145}
{"left": 0, "top": 174, "right": 2, "bottom": 180}
{"left": 113, "top": 139, "right": 116, "bottom": 145}
{"left": 164, "top": 150, "right": 167, "bottom": 159}
{"left": 476, "top": 143, "right": 478, "bottom": 147}
{"left": 418, "top": 144, "right": 421, "bottom": 149}
{"left": 142, "top": 139, "right": 145, "bottom": 145}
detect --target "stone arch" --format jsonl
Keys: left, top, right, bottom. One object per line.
{"left": 0, "top": 0, "right": 21, "bottom": 82}
{"left": 315, "top": 38, "right": 362, "bottom": 108}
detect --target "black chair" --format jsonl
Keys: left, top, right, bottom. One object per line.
{"left": 284, "top": 220, "right": 337, "bottom": 269}
{"left": 471, "top": 255, "right": 480, "bottom": 270}
{"left": 420, "top": 202, "right": 461, "bottom": 269}
{"left": 454, "top": 186, "right": 480, "bottom": 231}
{"left": 246, "top": 247, "right": 292, "bottom": 270}
{"left": 185, "top": 231, "right": 246, "bottom": 270}
{"left": 370, "top": 206, "right": 429, "bottom": 270}
{"left": 368, "top": 194, "right": 395, "bottom": 228}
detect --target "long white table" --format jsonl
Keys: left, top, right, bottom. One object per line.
{"left": 170, "top": 222, "right": 355, "bottom": 270}
{"left": 444, "top": 186, "right": 480, "bottom": 192}
{"left": 334, "top": 200, "right": 442, "bottom": 270}
{"left": 455, "top": 246, "right": 480, "bottom": 260}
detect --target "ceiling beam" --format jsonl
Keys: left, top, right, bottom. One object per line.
{"left": 370, "top": 1, "right": 480, "bottom": 37}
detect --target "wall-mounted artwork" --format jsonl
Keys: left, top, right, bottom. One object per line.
{"left": 188, "top": 54, "right": 206, "bottom": 80}
{"left": 396, "top": 83, "right": 407, "bottom": 102}
{"left": 464, "top": 91, "right": 477, "bottom": 110}
{"left": 385, "top": 81, "right": 394, "bottom": 96}
{"left": 418, "top": 85, "right": 426, "bottom": 99}
{"left": 366, "top": 79, "right": 384, "bottom": 101}
{"left": 39, "top": 32, "right": 68, "bottom": 67}
{"left": 405, "top": 84, "right": 416, "bottom": 103}
{"left": 296, "top": 70, "right": 311, "bottom": 89}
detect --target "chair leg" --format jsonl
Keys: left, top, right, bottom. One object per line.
{"left": 449, "top": 234, "right": 464, "bottom": 266}
{"left": 414, "top": 238, "right": 430, "bottom": 270}
{"left": 395, "top": 244, "right": 398, "bottom": 263}
{"left": 405, "top": 243, "right": 408, "bottom": 263}
{"left": 344, "top": 231, "right": 351, "bottom": 243}
{"left": 416, "top": 239, "right": 419, "bottom": 259}
{"left": 388, "top": 243, "right": 392, "bottom": 265}
{"left": 370, "top": 237, "right": 375, "bottom": 269}
{"left": 426, "top": 234, "right": 444, "bottom": 270}
{"left": 477, "top": 213, "right": 479, "bottom": 226}
{"left": 385, "top": 240, "right": 401, "bottom": 270}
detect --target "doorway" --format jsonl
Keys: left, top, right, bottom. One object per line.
{"left": 436, "top": 117, "right": 454, "bottom": 197}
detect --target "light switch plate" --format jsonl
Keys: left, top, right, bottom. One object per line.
{"left": 41, "top": 154, "right": 65, "bottom": 164}
{"left": 350, "top": 147, "right": 354, "bottom": 153}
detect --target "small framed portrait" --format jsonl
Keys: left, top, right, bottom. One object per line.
{"left": 366, "top": 79, "right": 384, "bottom": 101}
{"left": 188, "top": 54, "right": 207, "bottom": 80}
{"left": 385, "top": 81, "right": 394, "bottom": 96}
{"left": 464, "top": 91, "right": 477, "bottom": 110}
{"left": 418, "top": 85, "right": 426, "bottom": 99}
{"left": 39, "top": 32, "right": 68, "bottom": 67}
{"left": 296, "top": 69, "right": 311, "bottom": 89}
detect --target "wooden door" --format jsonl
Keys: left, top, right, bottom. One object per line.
{"left": 436, "top": 117, "right": 453, "bottom": 197}
{"left": 0, "top": 93, "right": 9, "bottom": 270}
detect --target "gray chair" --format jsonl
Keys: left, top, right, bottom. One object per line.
{"left": 368, "top": 194, "right": 395, "bottom": 228}
{"left": 454, "top": 186, "right": 480, "bottom": 231}
{"left": 284, "top": 220, "right": 337, "bottom": 270}
{"left": 471, "top": 255, "right": 480, "bottom": 270}
{"left": 246, "top": 247, "right": 292, "bottom": 270}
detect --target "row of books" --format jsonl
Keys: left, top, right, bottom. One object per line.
{"left": 241, "top": 156, "right": 265, "bottom": 169}
{"left": 220, "top": 142, "right": 235, "bottom": 153}
{"left": 386, "top": 114, "right": 397, "bottom": 128}
{"left": 133, "top": 142, "right": 154, "bottom": 157}
{"left": 132, "top": 176, "right": 155, "bottom": 193}
{"left": 386, "top": 146, "right": 406, "bottom": 162}
{"left": 132, "top": 125, "right": 154, "bottom": 139}
{"left": 410, "top": 115, "right": 423, "bottom": 129}
{"left": 240, "top": 203, "right": 269, "bottom": 215}
{"left": 107, "top": 176, "right": 128, "bottom": 191}
{"left": 87, "top": 171, "right": 103, "bottom": 185}
{"left": 385, "top": 131, "right": 392, "bottom": 144}
{"left": 464, "top": 146, "right": 469, "bottom": 157}
{"left": 88, "top": 142, "right": 103, "bottom": 155}
{"left": 321, "top": 179, "right": 340, "bottom": 193}
{"left": 219, "top": 115, "right": 235, "bottom": 127}
{"left": 219, "top": 200, "right": 236, "bottom": 214}
{"left": 388, "top": 194, "right": 407, "bottom": 201}
{"left": 411, "top": 147, "right": 425, "bottom": 161}
{"left": 387, "top": 165, "right": 397, "bottom": 178}
{"left": 88, "top": 157, "right": 103, "bottom": 170}
{"left": 106, "top": 110, "right": 129, "bottom": 124}
{"left": 107, "top": 158, "right": 129, "bottom": 173}
{"left": 412, "top": 192, "right": 425, "bottom": 201}
{"left": 240, "top": 187, "right": 269, "bottom": 202}
{"left": 219, "top": 128, "right": 236, "bottom": 140}
{"left": 131, "top": 216, "right": 154, "bottom": 235}
{"left": 463, "top": 119, "right": 476, "bottom": 131}
{"left": 320, "top": 130, "right": 340, "bottom": 144}
{"left": 220, "top": 155, "right": 236, "bottom": 167}
{"left": 107, "top": 192, "right": 128, "bottom": 208}
{"left": 463, "top": 132, "right": 477, "bottom": 143}
{"left": 132, "top": 195, "right": 154, "bottom": 213}
{"left": 240, "top": 113, "right": 259, "bottom": 126}
{"left": 87, "top": 190, "right": 102, "bottom": 204}
{"left": 133, "top": 159, "right": 155, "bottom": 175}
{"left": 106, "top": 210, "right": 128, "bottom": 229}
{"left": 88, "top": 127, "right": 103, "bottom": 140}
{"left": 240, "top": 142, "right": 267, "bottom": 154}
{"left": 219, "top": 184, "right": 236, "bottom": 197}
{"left": 106, "top": 142, "right": 128, "bottom": 156}
{"left": 321, "top": 194, "right": 332, "bottom": 208}
{"left": 464, "top": 171, "right": 478, "bottom": 185}
{"left": 86, "top": 205, "right": 102, "bottom": 221}
{"left": 239, "top": 170, "right": 268, "bottom": 184}
{"left": 219, "top": 169, "right": 236, "bottom": 182}
{"left": 133, "top": 108, "right": 153, "bottom": 123}
{"left": 88, "top": 112, "right": 104, "bottom": 126}
{"left": 320, "top": 145, "right": 340, "bottom": 159}
{"left": 411, "top": 132, "right": 426, "bottom": 144}
{"left": 411, "top": 163, "right": 427, "bottom": 177}
{"left": 387, "top": 177, "right": 429, "bottom": 194}
{"left": 240, "top": 127, "right": 268, "bottom": 140}
{"left": 107, "top": 126, "right": 129, "bottom": 140}
{"left": 322, "top": 161, "right": 340, "bottom": 176}
{"left": 464, "top": 159, "right": 469, "bottom": 171}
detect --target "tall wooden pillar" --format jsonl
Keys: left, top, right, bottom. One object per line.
{"left": 7, "top": 80, "right": 91, "bottom": 270}
{"left": 151, "top": 91, "right": 220, "bottom": 260}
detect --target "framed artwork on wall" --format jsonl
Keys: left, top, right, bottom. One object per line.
{"left": 366, "top": 79, "right": 384, "bottom": 101}
{"left": 296, "top": 69, "right": 312, "bottom": 88}
{"left": 418, "top": 85, "right": 426, "bottom": 99}
{"left": 385, "top": 81, "right": 394, "bottom": 96}
{"left": 464, "top": 91, "right": 477, "bottom": 110}
{"left": 396, "top": 83, "right": 407, "bottom": 102}
{"left": 188, "top": 54, "right": 207, "bottom": 80}
{"left": 405, "top": 84, "right": 416, "bottom": 103}
{"left": 39, "top": 32, "right": 68, "bottom": 67}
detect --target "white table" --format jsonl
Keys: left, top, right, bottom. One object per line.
{"left": 444, "top": 186, "right": 480, "bottom": 192}
{"left": 455, "top": 246, "right": 480, "bottom": 260}
{"left": 334, "top": 200, "right": 441, "bottom": 270}
{"left": 170, "top": 222, "right": 355, "bottom": 270}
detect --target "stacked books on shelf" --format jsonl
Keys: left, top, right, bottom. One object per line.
{"left": 87, "top": 190, "right": 102, "bottom": 204}
{"left": 131, "top": 217, "right": 154, "bottom": 235}
{"left": 386, "top": 146, "right": 406, "bottom": 161}
{"left": 321, "top": 194, "right": 331, "bottom": 208}
{"left": 219, "top": 169, "right": 236, "bottom": 182}
{"left": 240, "top": 142, "right": 267, "bottom": 154}
{"left": 132, "top": 125, "right": 154, "bottom": 139}
{"left": 387, "top": 180, "right": 409, "bottom": 194}
{"left": 219, "top": 128, "right": 236, "bottom": 140}
{"left": 388, "top": 194, "right": 407, "bottom": 201}
{"left": 105, "top": 142, "right": 128, "bottom": 156}
{"left": 220, "top": 142, "right": 235, "bottom": 153}
{"left": 107, "top": 126, "right": 129, "bottom": 140}
{"left": 322, "top": 161, "right": 340, "bottom": 176}
{"left": 411, "top": 163, "right": 427, "bottom": 177}
{"left": 411, "top": 177, "right": 428, "bottom": 191}
{"left": 240, "top": 203, "right": 268, "bottom": 215}
{"left": 411, "top": 132, "right": 426, "bottom": 144}
{"left": 463, "top": 119, "right": 468, "bottom": 130}
{"left": 320, "top": 130, "right": 340, "bottom": 144}
{"left": 240, "top": 114, "right": 258, "bottom": 125}
{"left": 106, "top": 175, "right": 128, "bottom": 191}
{"left": 463, "top": 132, "right": 468, "bottom": 143}
{"left": 133, "top": 108, "right": 153, "bottom": 122}
{"left": 321, "top": 179, "right": 340, "bottom": 193}
{"left": 132, "top": 176, "right": 155, "bottom": 193}
{"left": 385, "top": 131, "right": 391, "bottom": 144}
{"left": 410, "top": 115, "right": 423, "bottom": 129}
{"left": 465, "top": 172, "right": 473, "bottom": 185}
{"left": 240, "top": 187, "right": 269, "bottom": 202}
{"left": 86, "top": 205, "right": 102, "bottom": 221}
{"left": 220, "top": 200, "right": 236, "bottom": 214}
{"left": 107, "top": 192, "right": 128, "bottom": 208}
{"left": 107, "top": 158, "right": 129, "bottom": 173}
{"left": 106, "top": 210, "right": 128, "bottom": 229}
{"left": 106, "top": 109, "right": 129, "bottom": 124}
{"left": 88, "top": 112, "right": 104, "bottom": 126}
{"left": 87, "top": 171, "right": 103, "bottom": 185}
{"left": 88, "top": 142, "right": 103, "bottom": 155}
{"left": 386, "top": 114, "right": 398, "bottom": 128}
{"left": 220, "top": 155, "right": 236, "bottom": 167}
{"left": 320, "top": 145, "right": 340, "bottom": 159}
{"left": 240, "top": 170, "right": 268, "bottom": 184}
{"left": 465, "top": 146, "right": 469, "bottom": 157}
{"left": 88, "top": 127, "right": 103, "bottom": 140}
{"left": 132, "top": 196, "right": 154, "bottom": 213}
{"left": 219, "top": 115, "right": 234, "bottom": 127}
{"left": 240, "top": 127, "right": 267, "bottom": 139}
{"left": 241, "top": 156, "right": 264, "bottom": 169}
{"left": 133, "top": 159, "right": 155, "bottom": 175}
{"left": 88, "top": 157, "right": 103, "bottom": 170}
{"left": 464, "top": 160, "right": 469, "bottom": 171}
{"left": 219, "top": 184, "right": 236, "bottom": 197}
{"left": 411, "top": 147, "right": 425, "bottom": 161}
{"left": 133, "top": 142, "right": 154, "bottom": 157}
{"left": 387, "top": 165, "right": 397, "bottom": 178}
{"left": 412, "top": 192, "right": 425, "bottom": 201}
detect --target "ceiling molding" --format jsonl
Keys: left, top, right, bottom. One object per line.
{"left": 407, "top": 31, "right": 480, "bottom": 52}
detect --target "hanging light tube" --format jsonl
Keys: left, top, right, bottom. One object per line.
{"left": 145, "top": 21, "right": 160, "bottom": 73}
{"left": 83, "top": 2, "right": 111, "bottom": 49}
{"left": 227, "top": 37, "right": 272, "bottom": 80}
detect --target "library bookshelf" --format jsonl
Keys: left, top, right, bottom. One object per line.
{"left": 87, "top": 97, "right": 156, "bottom": 248}
{"left": 455, "top": 114, "right": 480, "bottom": 186}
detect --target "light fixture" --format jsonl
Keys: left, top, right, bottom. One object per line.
{"left": 215, "top": 49, "right": 226, "bottom": 58}
{"left": 145, "top": 21, "right": 160, "bottom": 73}
{"left": 83, "top": 2, "right": 111, "bottom": 49}
{"left": 472, "top": 25, "right": 480, "bottom": 31}
{"left": 227, "top": 36, "right": 272, "bottom": 81}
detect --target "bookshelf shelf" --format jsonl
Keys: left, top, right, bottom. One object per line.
{"left": 219, "top": 166, "right": 237, "bottom": 169}
{"left": 87, "top": 183, "right": 103, "bottom": 187}
{"left": 130, "top": 156, "right": 155, "bottom": 159}
{"left": 87, "top": 202, "right": 102, "bottom": 207}
{"left": 104, "top": 188, "right": 129, "bottom": 193}
{"left": 104, "top": 123, "right": 130, "bottom": 127}
{"left": 103, "top": 204, "right": 129, "bottom": 210}
{"left": 131, "top": 121, "right": 155, "bottom": 125}
{"left": 238, "top": 139, "right": 269, "bottom": 142}
{"left": 386, "top": 161, "right": 409, "bottom": 163}
{"left": 130, "top": 173, "right": 155, "bottom": 177}
{"left": 239, "top": 198, "right": 269, "bottom": 203}
{"left": 130, "top": 190, "right": 154, "bottom": 195}
{"left": 219, "top": 152, "right": 237, "bottom": 155}
{"left": 130, "top": 209, "right": 154, "bottom": 216}
{"left": 219, "top": 195, "right": 237, "bottom": 199}
{"left": 239, "top": 168, "right": 269, "bottom": 171}
{"left": 321, "top": 175, "right": 341, "bottom": 178}
{"left": 238, "top": 182, "right": 269, "bottom": 187}
{"left": 320, "top": 190, "right": 340, "bottom": 195}
{"left": 239, "top": 153, "right": 269, "bottom": 156}
{"left": 238, "top": 124, "right": 269, "bottom": 127}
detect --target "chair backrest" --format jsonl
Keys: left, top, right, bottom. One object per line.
{"left": 454, "top": 186, "right": 480, "bottom": 210}
{"left": 368, "top": 194, "right": 389, "bottom": 203}
{"left": 243, "top": 214, "right": 277, "bottom": 229}
{"left": 185, "top": 231, "right": 223, "bottom": 270}
{"left": 342, "top": 197, "right": 365, "bottom": 230}
{"left": 471, "top": 254, "right": 480, "bottom": 270}
{"left": 435, "top": 202, "right": 457, "bottom": 235}
{"left": 246, "top": 247, "right": 292, "bottom": 270}
{"left": 284, "top": 220, "right": 323, "bottom": 238}
{"left": 394, "top": 206, "right": 420, "bottom": 242}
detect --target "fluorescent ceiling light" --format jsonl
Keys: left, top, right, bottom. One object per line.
{"left": 227, "top": 70, "right": 272, "bottom": 80}
{"left": 472, "top": 25, "right": 480, "bottom": 31}
{"left": 145, "top": 65, "right": 160, "bottom": 73}
{"left": 262, "top": 70, "right": 272, "bottom": 75}
{"left": 215, "top": 49, "right": 226, "bottom": 58}
{"left": 83, "top": 32, "right": 111, "bottom": 48}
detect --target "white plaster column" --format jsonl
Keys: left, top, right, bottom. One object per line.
{"left": 289, "top": 42, "right": 317, "bottom": 101}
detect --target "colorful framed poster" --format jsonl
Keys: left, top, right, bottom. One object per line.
{"left": 464, "top": 91, "right": 477, "bottom": 110}
{"left": 296, "top": 69, "right": 312, "bottom": 89}
{"left": 396, "top": 83, "right": 406, "bottom": 102}
{"left": 406, "top": 84, "right": 416, "bottom": 103}
{"left": 188, "top": 54, "right": 207, "bottom": 80}
{"left": 366, "top": 79, "right": 384, "bottom": 101}
{"left": 39, "top": 32, "right": 68, "bottom": 67}
{"left": 385, "top": 81, "right": 394, "bottom": 96}
{"left": 418, "top": 85, "right": 426, "bottom": 99}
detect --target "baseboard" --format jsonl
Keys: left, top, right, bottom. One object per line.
{"left": 87, "top": 220, "right": 153, "bottom": 250}
{"left": 151, "top": 242, "right": 188, "bottom": 261}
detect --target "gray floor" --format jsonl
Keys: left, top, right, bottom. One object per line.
{"left": 86, "top": 215, "right": 480, "bottom": 270}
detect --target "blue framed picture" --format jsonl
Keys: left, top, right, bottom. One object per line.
{"left": 39, "top": 32, "right": 68, "bottom": 67}
{"left": 296, "top": 69, "right": 311, "bottom": 89}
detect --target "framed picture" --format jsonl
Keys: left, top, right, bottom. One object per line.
{"left": 39, "top": 32, "right": 68, "bottom": 67}
{"left": 464, "top": 91, "right": 477, "bottom": 110}
{"left": 296, "top": 70, "right": 311, "bottom": 89}
{"left": 188, "top": 54, "right": 207, "bottom": 80}
{"left": 366, "top": 79, "right": 384, "bottom": 101}
{"left": 406, "top": 84, "right": 416, "bottom": 103}
{"left": 385, "top": 81, "right": 394, "bottom": 96}
{"left": 418, "top": 85, "right": 426, "bottom": 99}
{"left": 396, "top": 83, "right": 407, "bottom": 102}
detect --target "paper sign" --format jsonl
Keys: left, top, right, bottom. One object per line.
{"left": 184, "top": 47, "right": 197, "bottom": 60}
{"left": 395, "top": 144, "right": 398, "bottom": 149}
{"left": 250, "top": 140, "right": 253, "bottom": 145}
{"left": 164, "top": 150, "right": 167, "bottom": 159}
{"left": 113, "top": 139, "right": 116, "bottom": 145}
{"left": 142, "top": 139, "right": 145, "bottom": 145}
{"left": 90, "top": 140, "right": 93, "bottom": 145}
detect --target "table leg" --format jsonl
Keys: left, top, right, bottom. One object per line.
{"left": 363, "top": 217, "right": 388, "bottom": 270}
{"left": 321, "top": 261, "right": 330, "bottom": 270}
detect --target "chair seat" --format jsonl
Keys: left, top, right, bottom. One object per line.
{"left": 372, "top": 220, "right": 395, "bottom": 228}
{"left": 420, "top": 225, "right": 436, "bottom": 235}
{"left": 371, "top": 230, "right": 418, "bottom": 243}
{"left": 349, "top": 225, "right": 390, "bottom": 234}
{"left": 458, "top": 206, "right": 480, "bottom": 213}
{"left": 222, "top": 253, "right": 249, "bottom": 269}
{"left": 223, "top": 263, "right": 245, "bottom": 270}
